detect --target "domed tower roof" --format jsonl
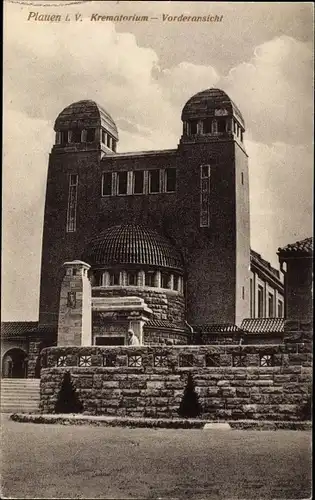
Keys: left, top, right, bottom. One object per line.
{"left": 82, "top": 223, "right": 184, "bottom": 271}
{"left": 54, "top": 100, "right": 118, "bottom": 140}
{"left": 182, "top": 88, "right": 244, "bottom": 128}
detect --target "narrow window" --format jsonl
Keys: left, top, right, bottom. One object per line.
{"left": 258, "top": 285, "right": 264, "bottom": 318}
{"left": 133, "top": 171, "right": 144, "bottom": 194}
{"left": 106, "top": 134, "right": 112, "bottom": 149}
{"left": 127, "top": 272, "right": 137, "bottom": 286}
{"left": 110, "top": 272, "right": 120, "bottom": 286}
{"left": 217, "top": 119, "right": 226, "bottom": 133}
{"left": 101, "top": 129, "right": 106, "bottom": 144}
{"left": 145, "top": 271, "right": 155, "bottom": 287}
{"left": 203, "top": 118, "right": 212, "bottom": 134}
{"left": 112, "top": 140, "right": 117, "bottom": 152}
{"left": 102, "top": 172, "right": 112, "bottom": 196}
{"left": 268, "top": 292, "right": 274, "bottom": 317}
{"left": 189, "top": 120, "right": 198, "bottom": 135}
{"left": 71, "top": 129, "right": 81, "bottom": 143}
{"left": 241, "top": 172, "right": 244, "bottom": 185}
{"left": 250, "top": 278, "right": 253, "bottom": 318}
{"left": 165, "top": 168, "right": 176, "bottom": 192}
{"left": 240, "top": 130, "right": 244, "bottom": 142}
{"left": 200, "top": 165, "right": 210, "bottom": 227}
{"left": 161, "top": 273, "right": 169, "bottom": 289}
{"left": 173, "top": 275, "right": 179, "bottom": 291}
{"left": 242, "top": 286, "right": 245, "bottom": 300}
{"left": 117, "top": 171, "right": 128, "bottom": 195}
{"left": 66, "top": 174, "right": 78, "bottom": 233}
{"left": 86, "top": 129, "right": 95, "bottom": 143}
{"left": 149, "top": 170, "right": 160, "bottom": 193}
{"left": 60, "top": 130, "right": 68, "bottom": 145}
{"left": 277, "top": 300, "right": 283, "bottom": 318}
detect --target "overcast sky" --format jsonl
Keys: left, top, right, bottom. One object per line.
{"left": 2, "top": 1, "right": 313, "bottom": 320}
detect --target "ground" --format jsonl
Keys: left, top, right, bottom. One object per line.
{"left": 1, "top": 415, "right": 312, "bottom": 499}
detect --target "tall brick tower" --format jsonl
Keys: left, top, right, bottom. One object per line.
{"left": 39, "top": 89, "right": 250, "bottom": 339}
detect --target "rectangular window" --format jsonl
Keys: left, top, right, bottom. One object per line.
{"left": 217, "top": 119, "right": 226, "bottom": 133}
{"left": 133, "top": 171, "right": 144, "bottom": 194}
{"left": 203, "top": 118, "right": 212, "bottom": 134}
{"left": 149, "top": 169, "right": 160, "bottom": 193}
{"left": 60, "top": 131, "right": 68, "bottom": 145}
{"left": 106, "top": 134, "right": 112, "bottom": 149}
{"left": 110, "top": 272, "right": 120, "bottom": 286}
{"left": 241, "top": 172, "right": 244, "bottom": 185}
{"left": 86, "top": 129, "right": 95, "bottom": 143}
{"left": 242, "top": 286, "right": 245, "bottom": 300}
{"left": 200, "top": 165, "right": 211, "bottom": 227}
{"left": 278, "top": 300, "right": 283, "bottom": 318}
{"left": 117, "top": 171, "right": 128, "bottom": 195}
{"left": 127, "top": 272, "right": 137, "bottom": 286}
{"left": 101, "top": 129, "right": 106, "bottom": 144}
{"left": 250, "top": 278, "right": 253, "bottom": 318}
{"left": 66, "top": 174, "right": 78, "bottom": 232}
{"left": 173, "top": 275, "right": 179, "bottom": 291}
{"left": 189, "top": 120, "right": 198, "bottom": 135}
{"left": 258, "top": 285, "right": 264, "bottom": 318}
{"left": 102, "top": 172, "right": 112, "bottom": 196}
{"left": 112, "top": 140, "right": 117, "bottom": 152}
{"left": 268, "top": 292, "right": 274, "bottom": 317}
{"left": 161, "top": 273, "right": 169, "bottom": 289}
{"left": 145, "top": 271, "right": 155, "bottom": 287}
{"left": 71, "top": 129, "right": 81, "bottom": 143}
{"left": 165, "top": 168, "right": 176, "bottom": 192}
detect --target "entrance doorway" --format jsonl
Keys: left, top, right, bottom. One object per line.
{"left": 2, "top": 348, "right": 28, "bottom": 378}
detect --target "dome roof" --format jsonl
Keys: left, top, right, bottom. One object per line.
{"left": 83, "top": 224, "right": 184, "bottom": 271}
{"left": 54, "top": 100, "right": 118, "bottom": 139}
{"left": 182, "top": 88, "right": 244, "bottom": 128}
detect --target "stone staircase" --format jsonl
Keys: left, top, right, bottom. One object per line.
{"left": 1, "top": 378, "right": 40, "bottom": 413}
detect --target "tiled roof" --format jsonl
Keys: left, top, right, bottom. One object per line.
{"left": 278, "top": 237, "right": 313, "bottom": 255}
{"left": 145, "top": 319, "right": 185, "bottom": 331}
{"left": 83, "top": 223, "right": 184, "bottom": 271}
{"left": 54, "top": 100, "right": 118, "bottom": 139}
{"left": 241, "top": 317, "right": 284, "bottom": 334}
{"left": 182, "top": 88, "right": 244, "bottom": 127}
{"left": 250, "top": 249, "right": 280, "bottom": 279}
{"left": 1, "top": 322, "right": 38, "bottom": 337}
{"left": 193, "top": 323, "right": 240, "bottom": 333}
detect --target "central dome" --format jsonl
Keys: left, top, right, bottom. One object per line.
{"left": 83, "top": 224, "right": 184, "bottom": 271}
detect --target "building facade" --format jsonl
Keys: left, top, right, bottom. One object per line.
{"left": 1, "top": 88, "right": 290, "bottom": 377}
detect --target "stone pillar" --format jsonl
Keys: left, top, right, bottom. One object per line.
{"left": 57, "top": 260, "right": 92, "bottom": 346}
{"left": 137, "top": 270, "right": 145, "bottom": 287}
{"left": 27, "top": 341, "right": 42, "bottom": 378}
{"left": 102, "top": 271, "right": 110, "bottom": 286}
{"left": 168, "top": 274, "right": 174, "bottom": 290}
{"left": 154, "top": 270, "right": 161, "bottom": 288}
{"left": 81, "top": 129, "right": 87, "bottom": 142}
{"left": 121, "top": 270, "right": 127, "bottom": 286}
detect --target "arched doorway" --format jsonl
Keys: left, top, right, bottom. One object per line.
{"left": 2, "top": 348, "right": 28, "bottom": 378}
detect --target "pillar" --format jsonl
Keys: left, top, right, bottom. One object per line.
{"left": 57, "top": 260, "right": 92, "bottom": 346}
{"left": 137, "top": 270, "right": 145, "bottom": 287}
{"left": 154, "top": 270, "right": 161, "bottom": 288}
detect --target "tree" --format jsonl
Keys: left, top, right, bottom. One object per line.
{"left": 178, "top": 373, "right": 202, "bottom": 418}
{"left": 55, "top": 371, "right": 83, "bottom": 414}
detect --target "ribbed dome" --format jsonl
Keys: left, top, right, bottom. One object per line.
{"left": 83, "top": 224, "right": 184, "bottom": 271}
{"left": 182, "top": 88, "right": 244, "bottom": 128}
{"left": 54, "top": 100, "right": 118, "bottom": 139}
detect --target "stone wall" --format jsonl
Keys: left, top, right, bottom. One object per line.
{"left": 93, "top": 287, "right": 185, "bottom": 325}
{"left": 40, "top": 341, "right": 312, "bottom": 420}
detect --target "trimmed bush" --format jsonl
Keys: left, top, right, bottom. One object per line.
{"left": 55, "top": 371, "right": 83, "bottom": 414}
{"left": 178, "top": 373, "right": 202, "bottom": 418}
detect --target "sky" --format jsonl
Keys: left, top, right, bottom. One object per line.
{"left": 2, "top": 0, "right": 313, "bottom": 321}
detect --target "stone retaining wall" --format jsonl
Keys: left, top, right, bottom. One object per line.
{"left": 40, "top": 343, "right": 312, "bottom": 420}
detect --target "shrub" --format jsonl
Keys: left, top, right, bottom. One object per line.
{"left": 55, "top": 371, "right": 83, "bottom": 414}
{"left": 299, "top": 395, "right": 312, "bottom": 421}
{"left": 178, "top": 373, "right": 202, "bottom": 418}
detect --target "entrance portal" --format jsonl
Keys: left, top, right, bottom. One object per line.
{"left": 2, "top": 348, "right": 28, "bottom": 378}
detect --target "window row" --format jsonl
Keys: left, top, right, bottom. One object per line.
{"left": 250, "top": 279, "right": 284, "bottom": 318}
{"left": 56, "top": 128, "right": 117, "bottom": 152}
{"left": 184, "top": 118, "right": 244, "bottom": 142}
{"left": 102, "top": 168, "right": 176, "bottom": 197}
{"left": 92, "top": 269, "right": 183, "bottom": 292}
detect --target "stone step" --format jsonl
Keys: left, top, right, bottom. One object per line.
{"left": 1, "top": 378, "right": 41, "bottom": 413}
{"left": 1, "top": 395, "right": 40, "bottom": 401}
